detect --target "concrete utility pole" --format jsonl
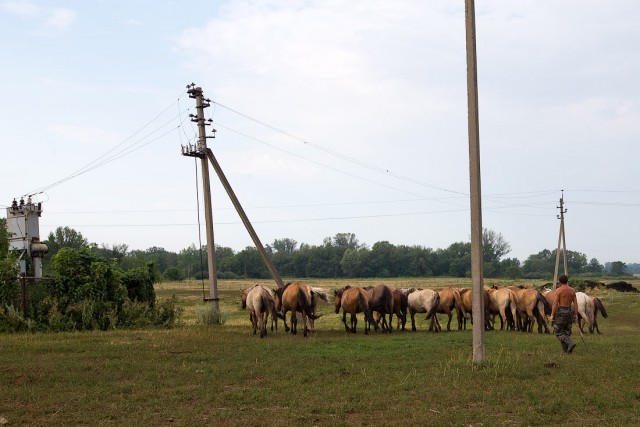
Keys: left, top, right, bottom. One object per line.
{"left": 553, "top": 192, "right": 568, "bottom": 288}
{"left": 465, "top": 0, "right": 485, "bottom": 364}
{"left": 185, "top": 85, "right": 219, "bottom": 314}
{"left": 181, "top": 84, "right": 285, "bottom": 291}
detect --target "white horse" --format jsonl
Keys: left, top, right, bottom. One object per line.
{"left": 401, "top": 288, "right": 440, "bottom": 332}
{"left": 576, "top": 292, "right": 608, "bottom": 334}
{"left": 246, "top": 285, "right": 281, "bottom": 338}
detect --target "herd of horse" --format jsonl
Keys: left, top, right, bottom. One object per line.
{"left": 240, "top": 282, "right": 608, "bottom": 338}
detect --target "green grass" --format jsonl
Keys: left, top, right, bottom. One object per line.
{"left": 1, "top": 278, "right": 639, "bottom": 426}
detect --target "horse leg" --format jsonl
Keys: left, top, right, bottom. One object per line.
{"left": 282, "top": 309, "right": 290, "bottom": 333}
{"left": 302, "top": 313, "right": 308, "bottom": 337}
{"left": 499, "top": 308, "right": 508, "bottom": 331}
{"left": 410, "top": 310, "right": 417, "bottom": 331}
{"left": 445, "top": 310, "right": 452, "bottom": 331}
{"left": 290, "top": 311, "right": 297, "bottom": 335}
{"left": 351, "top": 313, "right": 358, "bottom": 334}
{"left": 250, "top": 311, "right": 257, "bottom": 335}
{"left": 342, "top": 311, "right": 350, "bottom": 333}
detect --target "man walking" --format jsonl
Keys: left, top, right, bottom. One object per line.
{"left": 550, "top": 274, "right": 579, "bottom": 353}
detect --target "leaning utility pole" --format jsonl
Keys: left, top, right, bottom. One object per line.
{"left": 465, "top": 0, "right": 485, "bottom": 364}
{"left": 553, "top": 191, "right": 568, "bottom": 288}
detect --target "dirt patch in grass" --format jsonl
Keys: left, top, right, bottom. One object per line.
{"left": 606, "top": 281, "right": 638, "bottom": 292}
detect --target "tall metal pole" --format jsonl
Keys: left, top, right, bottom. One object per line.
{"left": 189, "top": 86, "right": 219, "bottom": 312}
{"left": 465, "top": 0, "right": 485, "bottom": 364}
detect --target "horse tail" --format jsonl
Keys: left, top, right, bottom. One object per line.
{"left": 594, "top": 297, "right": 608, "bottom": 318}
{"left": 298, "top": 287, "right": 321, "bottom": 320}
{"left": 426, "top": 293, "right": 440, "bottom": 320}
{"left": 453, "top": 289, "right": 466, "bottom": 317}
{"left": 383, "top": 286, "right": 394, "bottom": 313}
{"left": 537, "top": 291, "right": 552, "bottom": 315}
{"left": 264, "top": 291, "right": 284, "bottom": 320}
{"left": 357, "top": 291, "right": 376, "bottom": 326}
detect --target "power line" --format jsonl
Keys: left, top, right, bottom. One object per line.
{"left": 24, "top": 96, "right": 187, "bottom": 196}
{"left": 211, "top": 101, "right": 467, "bottom": 196}
{"left": 213, "top": 121, "right": 469, "bottom": 209}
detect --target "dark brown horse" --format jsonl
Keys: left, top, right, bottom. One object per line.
{"left": 364, "top": 285, "right": 394, "bottom": 332}
{"left": 334, "top": 285, "right": 378, "bottom": 334}
{"left": 273, "top": 282, "right": 320, "bottom": 337}
{"left": 387, "top": 288, "right": 408, "bottom": 331}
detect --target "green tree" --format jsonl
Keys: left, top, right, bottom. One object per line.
{"left": 0, "top": 218, "right": 9, "bottom": 258}
{"left": 446, "top": 242, "right": 471, "bottom": 277}
{"left": 610, "top": 261, "right": 627, "bottom": 276}
{"left": 585, "top": 258, "right": 603, "bottom": 274}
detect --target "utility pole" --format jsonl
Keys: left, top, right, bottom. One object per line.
{"left": 465, "top": 0, "right": 485, "bottom": 364}
{"left": 183, "top": 84, "right": 219, "bottom": 317}
{"left": 181, "top": 84, "right": 285, "bottom": 295}
{"left": 553, "top": 191, "right": 568, "bottom": 288}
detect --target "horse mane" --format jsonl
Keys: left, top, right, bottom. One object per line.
{"left": 594, "top": 297, "right": 608, "bottom": 318}
{"left": 311, "top": 287, "right": 329, "bottom": 303}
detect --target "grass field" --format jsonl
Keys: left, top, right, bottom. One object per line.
{"left": 1, "top": 278, "right": 639, "bottom": 426}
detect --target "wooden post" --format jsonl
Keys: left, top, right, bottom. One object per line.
{"left": 465, "top": 0, "right": 485, "bottom": 364}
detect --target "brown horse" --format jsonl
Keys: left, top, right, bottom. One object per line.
{"left": 487, "top": 286, "right": 518, "bottom": 331}
{"left": 458, "top": 288, "right": 492, "bottom": 330}
{"left": 364, "top": 285, "right": 394, "bottom": 332}
{"left": 509, "top": 286, "right": 550, "bottom": 333}
{"left": 273, "top": 282, "right": 320, "bottom": 337}
{"left": 334, "top": 286, "right": 378, "bottom": 334}
{"left": 436, "top": 287, "right": 466, "bottom": 331}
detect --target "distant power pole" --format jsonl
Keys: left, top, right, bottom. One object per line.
{"left": 465, "top": 0, "right": 485, "bottom": 364}
{"left": 553, "top": 192, "right": 568, "bottom": 288}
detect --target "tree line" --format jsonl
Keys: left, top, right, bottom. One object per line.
{"left": 36, "top": 225, "right": 634, "bottom": 280}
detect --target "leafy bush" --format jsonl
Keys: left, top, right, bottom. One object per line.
{"left": 121, "top": 262, "right": 156, "bottom": 306}
{"left": 0, "top": 248, "right": 180, "bottom": 333}
{"left": 0, "top": 256, "right": 19, "bottom": 306}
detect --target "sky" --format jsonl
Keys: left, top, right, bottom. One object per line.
{"left": 1, "top": 0, "right": 639, "bottom": 265}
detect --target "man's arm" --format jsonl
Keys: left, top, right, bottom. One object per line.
{"left": 572, "top": 292, "right": 579, "bottom": 322}
{"left": 550, "top": 295, "right": 558, "bottom": 322}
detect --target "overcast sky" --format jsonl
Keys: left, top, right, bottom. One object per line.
{"left": 1, "top": 0, "right": 638, "bottom": 265}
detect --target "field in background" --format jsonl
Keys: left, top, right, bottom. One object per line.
{"left": 2, "top": 277, "right": 639, "bottom": 426}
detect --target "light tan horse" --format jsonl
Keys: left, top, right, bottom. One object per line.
{"left": 509, "top": 286, "right": 550, "bottom": 333}
{"left": 401, "top": 288, "right": 440, "bottom": 332}
{"left": 245, "top": 285, "right": 282, "bottom": 338}
{"left": 242, "top": 285, "right": 278, "bottom": 333}
{"left": 458, "top": 288, "right": 492, "bottom": 330}
{"left": 273, "top": 282, "right": 320, "bottom": 337}
{"left": 436, "top": 287, "right": 466, "bottom": 331}
{"left": 334, "top": 285, "right": 378, "bottom": 334}
{"left": 576, "top": 291, "right": 608, "bottom": 334}
{"left": 486, "top": 286, "right": 518, "bottom": 331}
